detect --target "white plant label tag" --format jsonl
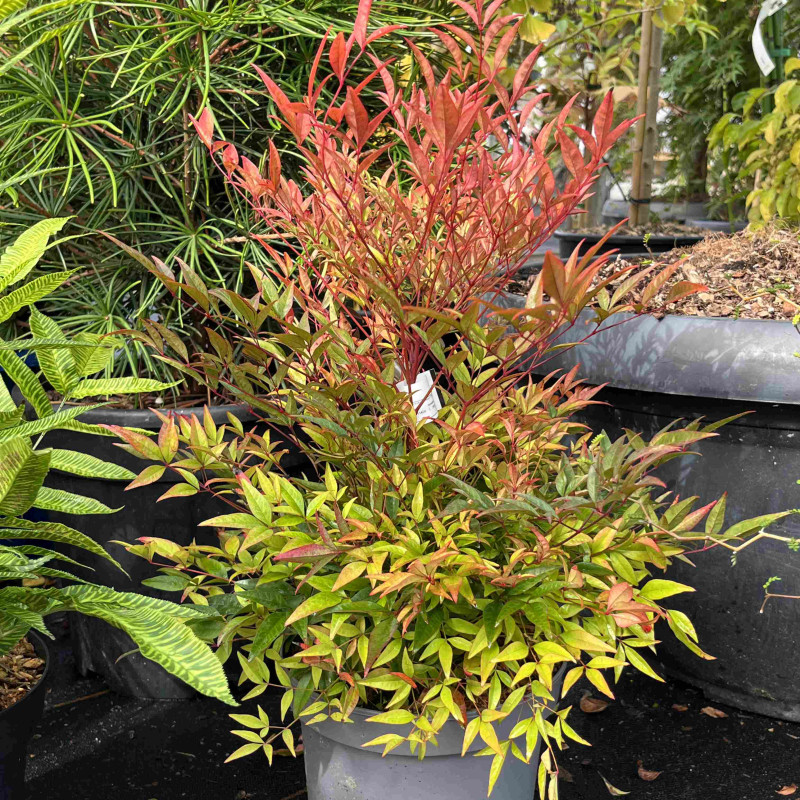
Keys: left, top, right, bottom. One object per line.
{"left": 396, "top": 370, "right": 442, "bottom": 420}
{"left": 752, "top": 0, "right": 789, "bottom": 76}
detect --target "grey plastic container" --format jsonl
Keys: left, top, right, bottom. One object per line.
{"left": 302, "top": 668, "right": 565, "bottom": 800}
{"left": 504, "top": 300, "right": 800, "bottom": 720}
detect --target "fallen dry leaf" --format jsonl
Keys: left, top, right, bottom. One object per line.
{"left": 776, "top": 786, "right": 797, "bottom": 796}
{"left": 580, "top": 694, "right": 609, "bottom": 714}
{"left": 637, "top": 761, "right": 662, "bottom": 781}
{"left": 600, "top": 775, "right": 630, "bottom": 796}
{"left": 672, "top": 703, "right": 688, "bottom": 712}
{"left": 700, "top": 706, "right": 728, "bottom": 719}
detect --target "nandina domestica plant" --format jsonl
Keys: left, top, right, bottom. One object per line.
{"left": 104, "top": 1, "right": 789, "bottom": 796}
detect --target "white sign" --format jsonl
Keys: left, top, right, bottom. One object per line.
{"left": 752, "top": 0, "right": 790, "bottom": 76}
{"left": 396, "top": 370, "right": 442, "bottom": 421}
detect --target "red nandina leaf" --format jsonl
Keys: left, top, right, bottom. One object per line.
{"left": 193, "top": 108, "right": 214, "bottom": 147}
{"left": 592, "top": 91, "right": 615, "bottom": 147}
{"left": 349, "top": 0, "right": 373, "bottom": 49}
{"left": 329, "top": 32, "right": 347, "bottom": 80}
{"left": 389, "top": 672, "right": 417, "bottom": 688}
{"left": 700, "top": 706, "right": 728, "bottom": 719}
{"left": 222, "top": 144, "right": 239, "bottom": 175}
{"left": 580, "top": 695, "right": 609, "bottom": 713}
{"left": 273, "top": 544, "right": 342, "bottom": 563}
{"left": 637, "top": 762, "right": 662, "bottom": 782}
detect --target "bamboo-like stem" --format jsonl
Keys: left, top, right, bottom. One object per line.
{"left": 630, "top": 10, "right": 661, "bottom": 226}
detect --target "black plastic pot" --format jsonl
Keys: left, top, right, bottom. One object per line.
{"left": 525, "top": 308, "right": 800, "bottom": 720}
{"left": 0, "top": 632, "right": 50, "bottom": 800}
{"left": 40, "top": 403, "right": 308, "bottom": 699}
{"left": 554, "top": 229, "right": 704, "bottom": 259}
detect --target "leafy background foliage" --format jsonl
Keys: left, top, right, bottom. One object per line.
{"left": 0, "top": 219, "right": 233, "bottom": 704}
{"left": 0, "top": 0, "right": 450, "bottom": 382}
{"left": 709, "top": 59, "right": 800, "bottom": 224}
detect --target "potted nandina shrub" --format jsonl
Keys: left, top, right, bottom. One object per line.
{"left": 0, "top": 227, "right": 234, "bottom": 800}
{"left": 515, "top": 224, "right": 800, "bottom": 721}
{"left": 102, "top": 2, "right": 792, "bottom": 797}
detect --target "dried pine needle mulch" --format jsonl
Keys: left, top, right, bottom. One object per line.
{"left": 602, "top": 225, "right": 800, "bottom": 320}
{"left": 0, "top": 638, "right": 45, "bottom": 711}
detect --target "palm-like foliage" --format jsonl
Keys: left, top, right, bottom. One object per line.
{"left": 0, "top": 219, "right": 233, "bottom": 704}
{"left": 0, "top": 0, "right": 449, "bottom": 380}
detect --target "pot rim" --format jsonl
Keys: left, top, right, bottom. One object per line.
{"left": 498, "top": 298, "right": 800, "bottom": 405}
{"left": 46, "top": 401, "right": 256, "bottom": 428}
{"left": 0, "top": 630, "right": 51, "bottom": 719}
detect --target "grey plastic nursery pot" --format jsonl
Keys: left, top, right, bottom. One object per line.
{"left": 301, "top": 668, "right": 565, "bottom": 800}
{"left": 519, "top": 305, "right": 800, "bottom": 721}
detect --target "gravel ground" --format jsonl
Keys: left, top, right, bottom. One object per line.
{"left": 23, "top": 618, "right": 800, "bottom": 800}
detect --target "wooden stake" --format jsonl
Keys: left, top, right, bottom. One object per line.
{"left": 629, "top": 11, "right": 663, "bottom": 227}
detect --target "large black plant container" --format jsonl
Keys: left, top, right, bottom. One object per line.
{"left": 554, "top": 229, "right": 704, "bottom": 259}
{"left": 41, "top": 403, "right": 308, "bottom": 699}
{"left": 535, "top": 309, "right": 800, "bottom": 721}
{"left": 0, "top": 632, "right": 50, "bottom": 800}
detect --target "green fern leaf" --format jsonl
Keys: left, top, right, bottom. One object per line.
{"left": 60, "top": 585, "right": 214, "bottom": 620}
{"left": 0, "top": 438, "right": 50, "bottom": 515}
{"left": 32, "top": 486, "right": 119, "bottom": 515}
{"left": 71, "top": 332, "right": 119, "bottom": 378}
{"left": 69, "top": 377, "right": 178, "bottom": 400}
{"left": 0, "top": 517, "right": 119, "bottom": 565}
{"left": 0, "top": 269, "right": 78, "bottom": 324}
{"left": 0, "top": 350, "right": 52, "bottom": 418}
{"left": 61, "top": 586, "right": 235, "bottom": 705}
{"left": 0, "top": 403, "right": 103, "bottom": 443}
{"left": 0, "top": 406, "right": 24, "bottom": 430}
{"left": 0, "top": 217, "right": 69, "bottom": 292}
{"left": 49, "top": 449, "right": 135, "bottom": 480}
{"left": 3, "top": 543, "right": 86, "bottom": 568}
{"left": 0, "top": 0, "right": 29, "bottom": 21}
{"left": 29, "top": 307, "right": 78, "bottom": 396}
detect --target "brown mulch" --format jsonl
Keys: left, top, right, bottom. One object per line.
{"left": 0, "top": 638, "right": 45, "bottom": 711}
{"left": 516, "top": 224, "right": 800, "bottom": 321}
{"left": 569, "top": 222, "right": 705, "bottom": 238}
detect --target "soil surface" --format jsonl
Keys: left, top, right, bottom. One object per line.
{"left": 24, "top": 619, "right": 800, "bottom": 800}
{"left": 565, "top": 222, "right": 705, "bottom": 238}
{"left": 0, "top": 637, "right": 45, "bottom": 711}
{"left": 514, "top": 225, "right": 800, "bottom": 321}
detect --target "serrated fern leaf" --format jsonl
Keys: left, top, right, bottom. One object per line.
{"left": 29, "top": 307, "right": 77, "bottom": 396}
{"left": 0, "top": 403, "right": 103, "bottom": 443}
{"left": 0, "top": 517, "right": 120, "bottom": 566}
{"left": 0, "top": 406, "right": 24, "bottom": 430}
{"left": 3, "top": 543, "right": 86, "bottom": 568}
{"left": 0, "top": 269, "right": 78, "bottom": 324}
{"left": 0, "top": 0, "right": 28, "bottom": 21}
{"left": 33, "top": 486, "right": 119, "bottom": 515}
{"left": 62, "top": 586, "right": 234, "bottom": 705}
{"left": 60, "top": 585, "right": 213, "bottom": 620}
{"left": 49, "top": 449, "right": 135, "bottom": 480}
{"left": 72, "top": 333, "right": 118, "bottom": 378}
{"left": 0, "top": 217, "right": 69, "bottom": 292}
{"left": 0, "top": 438, "right": 50, "bottom": 515}
{"left": 68, "top": 377, "right": 178, "bottom": 399}
{"left": 0, "top": 601, "right": 49, "bottom": 653}
{"left": 0, "top": 350, "right": 51, "bottom": 418}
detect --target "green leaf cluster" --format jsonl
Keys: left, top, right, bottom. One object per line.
{"left": 709, "top": 59, "right": 800, "bottom": 224}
